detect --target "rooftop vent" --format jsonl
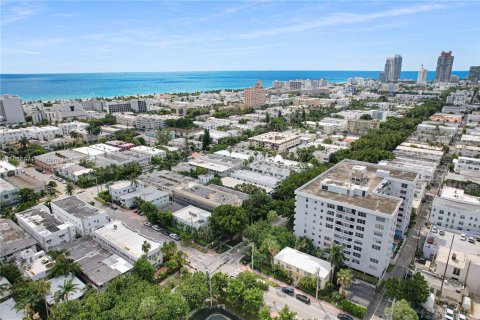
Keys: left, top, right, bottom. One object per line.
{"left": 350, "top": 165, "right": 367, "bottom": 185}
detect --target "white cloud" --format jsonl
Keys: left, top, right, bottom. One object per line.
{"left": 1, "top": 2, "right": 40, "bottom": 26}
{"left": 235, "top": 3, "right": 445, "bottom": 39}
{"left": 1, "top": 48, "right": 42, "bottom": 55}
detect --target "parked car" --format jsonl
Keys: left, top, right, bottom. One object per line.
{"left": 337, "top": 314, "right": 353, "bottom": 320}
{"left": 439, "top": 229, "right": 445, "bottom": 236}
{"left": 295, "top": 294, "right": 310, "bottom": 304}
{"left": 144, "top": 222, "right": 152, "bottom": 227}
{"left": 152, "top": 225, "right": 161, "bottom": 231}
{"left": 169, "top": 233, "right": 181, "bottom": 241}
{"left": 431, "top": 226, "right": 438, "bottom": 233}
{"left": 468, "top": 237, "right": 475, "bottom": 244}
{"left": 281, "top": 287, "right": 294, "bottom": 296}
{"left": 460, "top": 234, "right": 467, "bottom": 241}
{"left": 158, "top": 228, "right": 170, "bottom": 236}
{"left": 445, "top": 307, "right": 455, "bottom": 320}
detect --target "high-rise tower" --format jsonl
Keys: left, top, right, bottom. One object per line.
{"left": 435, "top": 51, "right": 454, "bottom": 83}
{"left": 417, "top": 65, "right": 428, "bottom": 84}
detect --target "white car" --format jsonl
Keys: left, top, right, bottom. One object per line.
{"left": 460, "top": 234, "right": 467, "bottom": 241}
{"left": 431, "top": 226, "right": 438, "bottom": 233}
{"left": 445, "top": 307, "right": 455, "bottom": 320}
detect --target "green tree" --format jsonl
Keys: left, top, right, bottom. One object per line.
{"left": 385, "top": 299, "right": 419, "bottom": 320}
{"left": 14, "top": 279, "right": 51, "bottom": 319}
{"left": 65, "top": 182, "right": 74, "bottom": 196}
{"left": 259, "top": 306, "right": 272, "bottom": 320}
{"left": 58, "top": 278, "right": 80, "bottom": 302}
{"left": 132, "top": 256, "right": 155, "bottom": 283}
{"left": 328, "top": 243, "right": 345, "bottom": 277}
{"left": 176, "top": 272, "right": 210, "bottom": 310}
{"left": 336, "top": 268, "right": 353, "bottom": 296}
{"left": 0, "top": 264, "right": 23, "bottom": 284}
{"left": 166, "top": 250, "right": 188, "bottom": 274}
{"left": 48, "top": 254, "right": 81, "bottom": 278}
{"left": 202, "top": 129, "right": 211, "bottom": 151}
{"left": 277, "top": 305, "right": 297, "bottom": 320}
{"left": 141, "top": 240, "right": 151, "bottom": 256}
{"left": 360, "top": 114, "right": 373, "bottom": 120}
{"left": 261, "top": 236, "right": 280, "bottom": 269}
{"left": 403, "top": 273, "right": 429, "bottom": 307}
{"left": 161, "top": 241, "right": 178, "bottom": 263}
{"left": 19, "top": 136, "right": 29, "bottom": 149}
{"left": 210, "top": 204, "right": 248, "bottom": 239}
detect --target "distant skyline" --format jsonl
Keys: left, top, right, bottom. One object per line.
{"left": 1, "top": 1, "right": 479, "bottom": 74}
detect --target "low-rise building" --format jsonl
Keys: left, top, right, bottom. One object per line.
{"left": 460, "top": 134, "right": 480, "bottom": 147}
{"left": 230, "top": 169, "right": 280, "bottom": 189}
{"left": 93, "top": 221, "right": 163, "bottom": 267}
{"left": 455, "top": 144, "right": 480, "bottom": 158}
{"left": 119, "top": 187, "right": 169, "bottom": 208}
{"left": 173, "top": 205, "right": 210, "bottom": 230}
{"left": 16, "top": 249, "right": 54, "bottom": 280}
{"left": 429, "top": 113, "right": 462, "bottom": 123}
{"left": 56, "top": 237, "right": 132, "bottom": 289}
{"left": 248, "top": 131, "right": 301, "bottom": 152}
{"left": 0, "top": 161, "right": 20, "bottom": 178}
{"left": 454, "top": 156, "right": 480, "bottom": 177}
{"left": 34, "top": 150, "right": 86, "bottom": 173}
{"left": 312, "top": 144, "right": 348, "bottom": 164}
{"left": 274, "top": 247, "right": 332, "bottom": 288}
{"left": 57, "top": 163, "right": 94, "bottom": 182}
{"left": 347, "top": 119, "right": 381, "bottom": 134}
{"left": 51, "top": 196, "right": 109, "bottom": 236}
{"left": 0, "top": 178, "right": 19, "bottom": 206}
{"left": 16, "top": 205, "right": 75, "bottom": 251}
{"left": 172, "top": 182, "right": 247, "bottom": 211}
{"left": 394, "top": 145, "right": 444, "bottom": 164}
{"left": 430, "top": 187, "right": 480, "bottom": 233}
{"left": 0, "top": 218, "right": 37, "bottom": 264}
{"left": 131, "top": 145, "right": 166, "bottom": 159}
{"left": 109, "top": 180, "right": 145, "bottom": 201}
{"left": 46, "top": 275, "right": 86, "bottom": 305}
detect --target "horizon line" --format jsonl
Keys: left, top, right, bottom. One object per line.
{"left": 0, "top": 69, "right": 470, "bottom": 76}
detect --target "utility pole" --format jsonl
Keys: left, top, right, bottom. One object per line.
{"left": 439, "top": 234, "right": 455, "bottom": 300}
{"left": 315, "top": 267, "right": 320, "bottom": 300}
{"left": 207, "top": 271, "right": 213, "bottom": 308}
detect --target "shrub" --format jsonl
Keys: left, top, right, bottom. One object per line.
{"left": 339, "top": 299, "right": 367, "bottom": 318}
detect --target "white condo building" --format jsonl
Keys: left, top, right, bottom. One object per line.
{"left": 0, "top": 95, "right": 25, "bottom": 124}
{"left": 51, "top": 196, "right": 109, "bottom": 236}
{"left": 16, "top": 205, "right": 75, "bottom": 251}
{"left": 293, "top": 160, "right": 418, "bottom": 278}
{"left": 93, "top": 221, "right": 163, "bottom": 266}
{"left": 430, "top": 187, "right": 480, "bottom": 233}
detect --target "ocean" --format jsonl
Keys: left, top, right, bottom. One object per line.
{"left": 0, "top": 70, "right": 469, "bottom": 102}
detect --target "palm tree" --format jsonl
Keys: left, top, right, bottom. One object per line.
{"left": 262, "top": 237, "right": 280, "bottom": 269}
{"left": 65, "top": 182, "right": 74, "bottom": 196}
{"left": 58, "top": 278, "right": 79, "bottom": 302}
{"left": 336, "top": 268, "right": 353, "bottom": 297}
{"left": 327, "top": 243, "right": 345, "bottom": 279}
{"left": 166, "top": 250, "right": 188, "bottom": 274}
{"left": 141, "top": 240, "right": 151, "bottom": 257}
{"left": 129, "top": 175, "right": 139, "bottom": 188}
{"left": 48, "top": 254, "right": 81, "bottom": 278}
{"left": 14, "top": 279, "right": 51, "bottom": 319}
{"left": 19, "top": 136, "right": 29, "bottom": 149}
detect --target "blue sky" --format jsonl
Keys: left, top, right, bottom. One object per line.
{"left": 1, "top": 1, "right": 479, "bottom": 73}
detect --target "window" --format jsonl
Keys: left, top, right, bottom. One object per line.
{"left": 358, "top": 212, "right": 366, "bottom": 218}
{"left": 372, "top": 245, "right": 381, "bottom": 250}
{"left": 326, "top": 224, "right": 333, "bottom": 229}
{"left": 401, "top": 183, "right": 408, "bottom": 188}
{"left": 376, "top": 216, "right": 385, "bottom": 222}
{"left": 453, "top": 268, "right": 461, "bottom": 276}
{"left": 355, "top": 232, "right": 364, "bottom": 238}
{"left": 357, "top": 219, "right": 366, "bottom": 225}
{"left": 353, "top": 246, "right": 362, "bottom": 251}
{"left": 356, "top": 226, "right": 364, "bottom": 231}
{"left": 353, "top": 252, "right": 361, "bottom": 258}
{"left": 370, "top": 258, "right": 378, "bottom": 264}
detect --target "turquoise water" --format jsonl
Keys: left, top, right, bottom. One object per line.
{"left": 0, "top": 70, "right": 469, "bottom": 101}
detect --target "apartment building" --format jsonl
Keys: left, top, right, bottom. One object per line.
{"left": 248, "top": 131, "right": 301, "bottom": 152}
{"left": 460, "top": 134, "right": 480, "bottom": 146}
{"left": 347, "top": 119, "right": 381, "bottom": 134}
{"left": 57, "top": 163, "right": 94, "bottom": 182}
{"left": 16, "top": 205, "right": 75, "bottom": 251}
{"left": 430, "top": 187, "right": 480, "bottom": 233}
{"left": 134, "top": 114, "right": 179, "bottom": 130}
{"left": 274, "top": 247, "right": 332, "bottom": 288}
{"left": 429, "top": 113, "right": 462, "bottom": 123}
{"left": 0, "top": 218, "right": 37, "bottom": 264}
{"left": 0, "top": 178, "right": 19, "bottom": 206}
{"left": 455, "top": 144, "right": 480, "bottom": 158}
{"left": 0, "top": 95, "right": 25, "bottom": 124}
{"left": 454, "top": 157, "right": 480, "bottom": 177}
{"left": 93, "top": 221, "right": 163, "bottom": 267}
{"left": 34, "top": 150, "right": 86, "bottom": 173}
{"left": 131, "top": 145, "right": 166, "bottom": 159}
{"left": 51, "top": 196, "right": 109, "bottom": 236}
{"left": 0, "top": 126, "right": 62, "bottom": 146}
{"left": 422, "top": 228, "right": 480, "bottom": 300}
{"left": 394, "top": 145, "right": 444, "bottom": 164}
{"left": 244, "top": 80, "right": 266, "bottom": 108}
{"left": 172, "top": 205, "right": 211, "bottom": 230}
{"left": 293, "top": 160, "right": 418, "bottom": 278}
{"left": 231, "top": 169, "right": 280, "bottom": 189}
{"left": 105, "top": 101, "right": 132, "bottom": 114}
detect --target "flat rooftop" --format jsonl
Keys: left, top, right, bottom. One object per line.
{"left": 119, "top": 187, "right": 168, "bottom": 202}
{"left": 52, "top": 196, "right": 105, "bottom": 219}
{"left": 248, "top": 131, "right": 300, "bottom": 144}
{"left": 275, "top": 247, "right": 332, "bottom": 278}
{"left": 6, "top": 174, "right": 44, "bottom": 190}
{"left": 16, "top": 206, "right": 70, "bottom": 236}
{"left": 0, "top": 219, "right": 36, "bottom": 258}
{"left": 94, "top": 221, "right": 162, "bottom": 260}
{"left": 56, "top": 237, "right": 132, "bottom": 288}
{"left": 0, "top": 178, "right": 17, "bottom": 192}
{"left": 297, "top": 160, "right": 418, "bottom": 214}
{"left": 173, "top": 205, "right": 211, "bottom": 225}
